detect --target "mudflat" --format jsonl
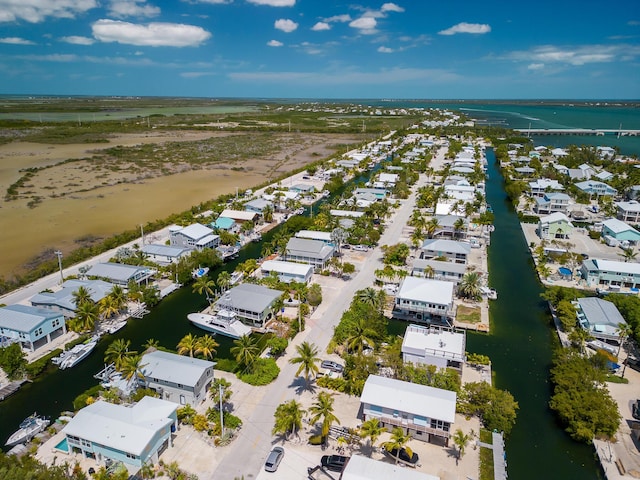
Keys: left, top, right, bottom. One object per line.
{"left": 0, "top": 130, "right": 363, "bottom": 278}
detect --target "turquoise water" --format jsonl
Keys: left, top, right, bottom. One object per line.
{"left": 54, "top": 437, "right": 68, "bottom": 452}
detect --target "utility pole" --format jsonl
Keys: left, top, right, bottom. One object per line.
{"left": 54, "top": 250, "right": 64, "bottom": 284}
{"left": 140, "top": 224, "right": 145, "bottom": 246}
{"left": 298, "top": 293, "right": 302, "bottom": 332}
{"left": 219, "top": 383, "right": 224, "bottom": 437}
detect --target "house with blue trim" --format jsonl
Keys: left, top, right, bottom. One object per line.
{"left": 30, "top": 279, "right": 113, "bottom": 318}
{"left": 61, "top": 396, "right": 178, "bottom": 468}
{"left": 575, "top": 180, "right": 617, "bottom": 197}
{"left": 602, "top": 218, "right": 640, "bottom": 244}
{"left": 0, "top": 304, "right": 66, "bottom": 352}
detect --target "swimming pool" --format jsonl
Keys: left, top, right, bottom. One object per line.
{"left": 54, "top": 436, "right": 69, "bottom": 452}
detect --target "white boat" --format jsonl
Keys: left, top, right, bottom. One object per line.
{"left": 5, "top": 414, "right": 50, "bottom": 446}
{"left": 187, "top": 310, "right": 252, "bottom": 339}
{"left": 107, "top": 321, "right": 127, "bottom": 334}
{"left": 251, "top": 233, "right": 262, "bottom": 242}
{"left": 59, "top": 336, "right": 99, "bottom": 370}
{"left": 192, "top": 266, "right": 209, "bottom": 278}
{"left": 230, "top": 271, "right": 244, "bottom": 285}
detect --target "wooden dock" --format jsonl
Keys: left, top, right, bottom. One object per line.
{"left": 0, "top": 379, "right": 27, "bottom": 401}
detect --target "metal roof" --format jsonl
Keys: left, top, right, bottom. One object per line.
{"left": 216, "top": 283, "right": 282, "bottom": 313}
{"left": 175, "top": 223, "right": 213, "bottom": 240}
{"left": 396, "top": 276, "right": 454, "bottom": 306}
{"left": 295, "top": 230, "right": 332, "bottom": 242}
{"left": 141, "top": 244, "right": 190, "bottom": 257}
{"left": 87, "top": 263, "right": 152, "bottom": 282}
{"left": 30, "top": 279, "right": 113, "bottom": 312}
{"left": 402, "top": 324, "right": 465, "bottom": 360}
{"left": 261, "top": 260, "right": 314, "bottom": 277}
{"left": 0, "top": 304, "right": 63, "bottom": 333}
{"left": 286, "top": 237, "right": 334, "bottom": 259}
{"left": 342, "top": 455, "right": 439, "bottom": 480}
{"left": 360, "top": 375, "right": 456, "bottom": 423}
{"left": 141, "top": 350, "right": 214, "bottom": 387}
{"left": 421, "top": 238, "right": 471, "bottom": 255}
{"left": 577, "top": 297, "right": 626, "bottom": 330}
{"left": 62, "top": 397, "right": 177, "bottom": 457}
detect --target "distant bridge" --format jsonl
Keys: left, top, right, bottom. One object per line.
{"left": 514, "top": 128, "right": 640, "bottom": 137}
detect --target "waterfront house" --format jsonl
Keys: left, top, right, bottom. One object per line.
{"left": 30, "top": 279, "right": 113, "bottom": 318}
{"left": 244, "top": 198, "right": 273, "bottom": 214}
{"left": 359, "top": 375, "right": 456, "bottom": 445}
{"left": 537, "top": 212, "right": 574, "bottom": 240}
{"left": 0, "top": 304, "right": 66, "bottom": 352}
{"left": 602, "top": 218, "right": 640, "bottom": 244}
{"left": 341, "top": 455, "right": 439, "bottom": 480}
{"left": 575, "top": 297, "right": 627, "bottom": 343}
{"left": 432, "top": 215, "right": 469, "bottom": 239}
{"left": 86, "top": 263, "right": 155, "bottom": 286}
{"left": 420, "top": 239, "right": 471, "bottom": 264}
{"left": 534, "top": 192, "right": 570, "bottom": 215}
{"left": 580, "top": 258, "right": 640, "bottom": 289}
{"left": 210, "top": 216, "right": 237, "bottom": 232}
{"left": 393, "top": 276, "right": 455, "bottom": 324}
{"left": 597, "top": 146, "right": 616, "bottom": 159}
{"left": 353, "top": 187, "right": 388, "bottom": 201}
{"left": 595, "top": 170, "right": 615, "bottom": 182}
{"left": 294, "top": 230, "right": 333, "bottom": 244}
{"left": 289, "top": 183, "right": 315, "bottom": 194}
{"left": 574, "top": 180, "right": 617, "bottom": 197}
{"left": 528, "top": 178, "right": 564, "bottom": 197}
{"left": 61, "top": 396, "right": 178, "bottom": 468}
{"left": 217, "top": 209, "right": 259, "bottom": 224}
{"left": 140, "top": 350, "right": 215, "bottom": 405}
{"left": 551, "top": 148, "right": 568, "bottom": 157}
{"left": 329, "top": 209, "right": 365, "bottom": 219}
{"left": 410, "top": 259, "right": 466, "bottom": 284}
{"left": 141, "top": 244, "right": 191, "bottom": 266}
{"left": 260, "top": 260, "right": 314, "bottom": 284}
{"left": 615, "top": 201, "right": 640, "bottom": 223}
{"left": 284, "top": 237, "right": 335, "bottom": 270}
{"left": 401, "top": 324, "right": 465, "bottom": 373}
{"left": 214, "top": 283, "right": 282, "bottom": 327}
{"left": 169, "top": 223, "right": 220, "bottom": 250}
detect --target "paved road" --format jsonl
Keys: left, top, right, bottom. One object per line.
{"left": 208, "top": 153, "right": 433, "bottom": 480}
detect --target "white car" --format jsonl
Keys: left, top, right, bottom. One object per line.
{"left": 353, "top": 245, "right": 369, "bottom": 252}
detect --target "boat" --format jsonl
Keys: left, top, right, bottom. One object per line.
{"left": 5, "top": 414, "right": 50, "bottom": 446}
{"left": 217, "top": 245, "right": 240, "bottom": 261}
{"left": 107, "top": 321, "right": 127, "bottom": 334}
{"left": 230, "top": 271, "right": 244, "bottom": 285}
{"left": 480, "top": 286, "right": 498, "bottom": 300}
{"left": 59, "top": 336, "right": 99, "bottom": 370}
{"left": 192, "top": 266, "right": 209, "bottom": 278}
{"left": 251, "top": 232, "right": 262, "bottom": 242}
{"left": 187, "top": 310, "right": 253, "bottom": 339}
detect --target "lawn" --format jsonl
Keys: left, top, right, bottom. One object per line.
{"left": 456, "top": 305, "right": 482, "bottom": 324}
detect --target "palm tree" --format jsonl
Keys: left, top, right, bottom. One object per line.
{"left": 359, "top": 418, "right": 384, "bottom": 456}
{"left": 616, "top": 321, "right": 634, "bottom": 359}
{"left": 452, "top": 429, "right": 471, "bottom": 461}
{"left": 105, "top": 338, "right": 135, "bottom": 370}
{"left": 73, "top": 301, "right": 100, "bottom": 332}
{"left": 289, "top": 341, "right": 320, "bottom": 383}
{"left": 458, "top": 272, "right": 482, "bottom": 301}
{"left": 177, "top": 333, "right": 199, "bottom": 357}
{"left": 120, "top": 354, "right": 147, "bottom": 382}
{"left": 143, "top": 338, "right": 159, "bottom": 350}
{"left": 309, "top": 391, "right": 340, "bottom": 443}
{"left": 209, "top": 378, "right": 233, "bottom": 410}
{"left": 272, "top": 399, "right": 306, "bottom": 440}
{"left": 383, "top": 427, "right": 412, "bottom": 464}
{"left": 108, "top": 285, "right": 127, "bottom": 311}
{"left": 453, "top": 218, "right": 466, "bottom": 239}
{"left": 262, "top": 204, "right": 274, "bottom": 222}
{"left": 422, "top": 264, "right": 435, "bottom": 279}
{"left": 72, "top": 286, "right": 92, "bottom": 308}
{"left": 196, "top": 334, "right": 219, "bottom": 360}
{"left": 192, "top": 276, "right": 215, "bottom": 303}
{"left": 410, "top": 229, "right": 423, "bottom": 250}
{"left": 425, "top": 218, "right": 440, "bottom": 238}
{"left": 230, "top": 335, "right": 259, "bottom": 368}
{"left": 620, "top": 247, "right": 638, "bottom": 263}
{"left": 216, "top": 271, "right": 232, "bottom": 291}
{"left": 345, "top": 317, "right": 378, "bottom": 354}
{"left": 568, "top": 327, "right": 592, "bottom": 354}
{"left": 98, "top": 295, "right": 119, "bottom": 320}
{"left": 357, "top": 287, "right": 381, "bottom": 310}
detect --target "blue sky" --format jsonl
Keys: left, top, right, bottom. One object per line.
{"left": 0, "top": 0, "right": 638, "bottom": 99}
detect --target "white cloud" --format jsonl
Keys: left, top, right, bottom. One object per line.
{"left": 0, "top": 37, "right": 35, "bottom": 45}
{"left": 377, "top": 46, "right": 393, "bottom": 53}
{"left": 324, "top": 14, "right": 351, "bottom": 23}
{"left": 180, "top": 71, "right": 216, "bottom": 78}
{"left": 267, "top": 39, "right": 283, "bottom": 47}
{"left": 381, "top": 3, "right": 404, "bottom": 13}
{"left": 349, "top": 16, "right": 377, "bottom": 34}
{"left": 274, "top": 18, "right": 298, "bottom": 32}
{"left": 61, "top": 35, "right": 95, "bottom": 45}
{"left": 628, "top": 20, "right": 640, "bottom": 26}
{"left": 312, "top": 21, "right": 330, "bottom": 31}
{"left": 527, "top": 63, "right": 544, "bottom": 70}
{"left": 439, "top": 22, "right": 491, "bottom": 35}
{"left": 92, "top": 19, "right": 211, "bottom": 47}
{"left": 108, "top": 0, "right": 160, "bottom": 18}
{"left": 247, "top": 0, "right": 295, "bottom": 6}
{"left": 0, "top": 0, "right": 98, "bottom": 23}
{"left": 505, "top": 45, "right": 637, "bottom": 66}
{"left": 192, "top": 0, "right": 232, "bottom": 3}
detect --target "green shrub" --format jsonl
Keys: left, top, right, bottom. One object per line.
{"left": 238, "top": 358, "right": 280, "bottom": 386}
{"left": 316, "top": 375, "right": 348, "bottom": 392}
{"left": 588, "top": 230, "right": 601, "bottom": 240}
{"left": 25, "top": 349, "right": 62, "bottom": 378}
{"left": 308, "top": 434, "right": 325, "bottom": 445}
{"left": 266, "top": 336, "right": 288, "bottom": 357}
{"left": 215, "top": 358, "right": 237, "bottom": 372}
{"left": 73, "top": 385, "right": 102, "bottom": 410}
{"left": 130, "top": 388, "right": 159, "bottom": 402}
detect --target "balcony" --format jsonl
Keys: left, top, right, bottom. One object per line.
{"left": 368, "top": 413, "right": 450, "bottom": 439}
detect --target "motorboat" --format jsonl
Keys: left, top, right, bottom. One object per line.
{"left": 59, "top": 336, "right": 99, "bottom": 370}
{"left": 217, "top": 245, "right": 240, "bottom": 261}
{"left": 187, "top": 310, "right": 252, "bottom": 339}
{"left": 5, "top": 414, "right": 50, "bottom": 446}
{"left": 107, "top": 321, "right": 127, "bottom": 334}
{"left": 192, "top": 266, "right": 209, "bottom": 279}
{"left": 230, "top": 271, "right": 244, "bottom": 285}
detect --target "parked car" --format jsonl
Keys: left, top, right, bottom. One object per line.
{"left": 632, "top": 400, "right": 640, "bottom": 421}
{"left": 341, "top": 244, "right": 351, "bottom": 249}
{"left": 321, "top": 454, "right": 350, "bottom": 472}
{"left": 321, "top": 360, "right": 344, "bottom": 373}
{"left": 382, "top": 446, "right": 419, "bottom": 466}
{"left": 353, "top": 244, "right": 368, "bottom": 251}
{"left": 626, "top": 356, "right": 640, "bottom": 373}
{"left": 264, "top": 446, "right": 284, "bottom": 472}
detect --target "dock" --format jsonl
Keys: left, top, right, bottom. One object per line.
{"left": 0, "top": 379, "right": 28, "bottom": 401}
{"left": 515, "top": 128, "right": 640, "bottom": 137}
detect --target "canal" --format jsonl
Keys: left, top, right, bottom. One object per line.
{"left": 465, "top": 147, "right": 602, "bottom": 479}
{"left": 0, "top": 159, "right": 380, "bottom": 449}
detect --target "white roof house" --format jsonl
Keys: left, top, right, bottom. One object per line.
{"left": 341, "top": 455, "right": 439, "bottom": 480}
{"left": 169, "top": 223, "right": 219, "bottom": 250}
{"left": 576, "top": 297, "right": 627, "bottom": 342}
{"left": 218, "top": 209, "right": 259, "bottom": 222}
{"left": 581, "top": 258, "right": 640, "bottom": 290}
{"left": 295, "top": 230, "right": 333, "bottom": 244}
{"left": 360, "top": 375, "right": 456, "bottom": 444}
{"left": 140, "top": 350, "right": 215, "bottom": 405}
{"left": 402, "top": 324, "right": 466, "bottom": 371}
{"left": 261, "top": 260, "right": 314, "bottom": 284}
{"left": 394, "top": 276, "right": 455, "bottom": 324}
{"left": 62, "top": 396, "right": 178, "bottom": 467}
{"left": 330, "top": 209, "right": 365, "bottom": 218}
{"left": 141, "top": 244, "right": 191, "bottom": 265}
{"left": 86, "top": 262, "right": 155, "bottom": 286}
{"left": 30, "top": 279, "right": 113, "bottom": 317}
{"left": 214, "top": 283, "right": 282, "bottom": 326}
{"left": 284, "top": 237, "right": 335, "bottom": 269}
{"left": 420, "top": 239, "right": 471, "bottom": 264}
{"left": 616, "top": 201, "right": 640, "bottom": 223}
